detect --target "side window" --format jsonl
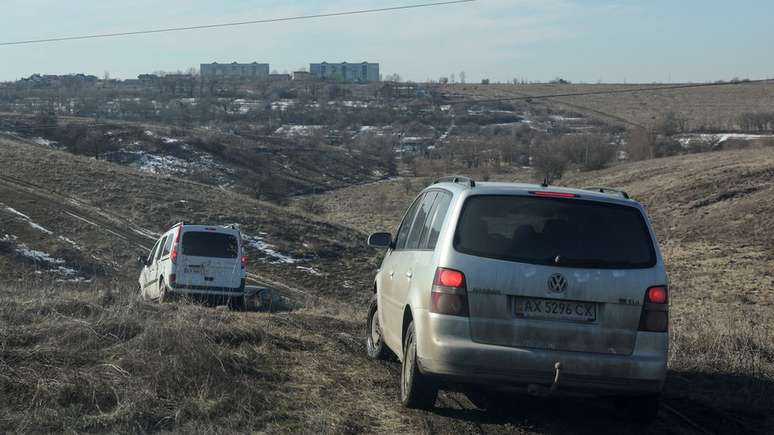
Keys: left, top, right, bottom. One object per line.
{"left": 147, "top": 240, "right": 160, "bottom": 264}
{"left": 425, "top": 192, "right": 452, "bottom": 250}
{"left": 406, "top": 192, "right": 437, "bottom": 250}
{"left": 394, "top": 193, "right": 424, "bottom": 250}
{"left": 156, "top": 236, "right": 168, "bottom": 260}
{"left": 161, "top": 234, "right": 174, "bottom": 257}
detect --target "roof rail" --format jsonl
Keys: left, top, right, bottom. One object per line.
{"left": 582, "top": 187, "right": 630, "bottom": 199}
{"left": 434, "top": 176, "right": 476, "bottom": 188}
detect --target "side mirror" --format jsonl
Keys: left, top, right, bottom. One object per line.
{"left": 137, "top": 255, "right": 147, "bottom": 266}
{"left": 367, "top": 232, "right": 393, "bottom": 249}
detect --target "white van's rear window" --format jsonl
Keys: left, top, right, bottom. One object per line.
{"left": 454, "top": 195, "right": 656, "bottom": 269}
{"left": 182, "top": 232, "right": 239, "bottom": 258}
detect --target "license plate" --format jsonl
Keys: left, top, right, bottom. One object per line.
{"left": 514, "top": 297, "right": 597, "bottom": 322}
{"left": 184, "top": 266, "right": 204, "bottom": 274}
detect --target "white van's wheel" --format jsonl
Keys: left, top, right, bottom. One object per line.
{"left": 400, "top": 321, "right": 438, "bottom": 409}
{"left": 366, "top": 296, "right": 389, "bottom": 360}
{"left": 158, "top": 278, "right": 167, "bottom": 303}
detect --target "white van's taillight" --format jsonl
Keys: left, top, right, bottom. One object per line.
{"left": 170, "top": 226, "right": 182, "bottom": 264}
{"left": 430, "top": 268, "right": 469, "bottom": 317}
{"left": 638, "top": 286, "right": 668, "bottom": 332}
{"left": 240, "top": 255, "right": 248, "bottom": 268}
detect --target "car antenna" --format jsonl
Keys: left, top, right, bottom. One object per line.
{"left": 541, "top": 177, "right": 549, "bottom": 188}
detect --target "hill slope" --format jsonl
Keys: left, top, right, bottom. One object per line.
{"left": 297, "top": 147, "right": 774, "bottom": 433}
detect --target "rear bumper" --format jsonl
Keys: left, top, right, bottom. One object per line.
{"left": 169, "top": 283, "right": 245, "bottom": 297}
{"left": 414, "top": 309, "right": 667, "bottom": 396}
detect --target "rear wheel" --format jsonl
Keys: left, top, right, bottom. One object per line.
{"left": 366, "top": 295, "right": 389, "bottom": 360}
{"left": 229, "top": 295, "right": 246, "bottom": 311}
{"left": 158, "top": 278, "right": 169, "bottom": 303}
{"left": 400, "top": 321, "right": 438, "bottom": 409}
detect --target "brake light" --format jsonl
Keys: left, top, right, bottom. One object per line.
{"left": 241, "top": 255, "right": 248, "bottom": 268}
{"left": 639, "top": 286, "right": 668, "bottom": 332}
{"left": 438, "top": 269, "right": 463, "bottom": 287}
{"left": 646, "top": 286, "right": 667, "bottom": 304}
{"left": 170, "top": 227, "right": 182, "bottom": 264}
{"left": 430, "top": 267, "right": 468, "bottom": 317}
{"left": 531, "top": 191, "right": 579, "bottom": 198}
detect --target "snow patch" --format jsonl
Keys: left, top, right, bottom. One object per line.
{"left": 274, "top": 125, "right": 324, "bottom": 137}
{"left": 244, "top": 235, "right": 298, "bottom": 264}
{"left": 32, "top": 137, "right": 59, "bottom": 147}
{"left": 296, "top": 266, "right": 321, "bottom": 276}
{"left": 675, "top": 133, "right": 774, "bottom": 146}
{"left": 1, "top": 203, "right": 54, "bottom": 234}
{"left": 16, "top": 245, "right": 65, "bottom": 264}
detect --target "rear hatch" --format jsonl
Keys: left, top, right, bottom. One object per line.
{"left": 176, "top": 230, "right": 242, "bottom": 289}
{"left": 453, "top": 194, "right": 662, "bottom": 356}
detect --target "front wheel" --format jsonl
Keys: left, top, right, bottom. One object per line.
{"left": 366, "top": 295, "right": 389, "bottom": 360}
{"left": 400, "top": 321, "right": 438, "bottom": 409}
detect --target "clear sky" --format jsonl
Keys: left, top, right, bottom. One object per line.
{"left": 1, "top": 0, "right": 772, "bottom": 83}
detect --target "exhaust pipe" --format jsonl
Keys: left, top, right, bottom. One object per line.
{"left": 527, "top": 362, "right": 562, "bottom": 397}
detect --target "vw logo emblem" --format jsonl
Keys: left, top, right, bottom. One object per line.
{"left": 547, "top": 273, "right": 568, "bottom": 293}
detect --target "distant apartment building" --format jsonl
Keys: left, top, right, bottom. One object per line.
{"left": 200, "top": 62, "right": 270, "bottom": 78}
{"left": 309, "top": 62, "right": 379, "bottom": 82}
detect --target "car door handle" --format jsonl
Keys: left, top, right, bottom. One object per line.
{"left": 405, "top": 271, "right": 413, "bottom": 278}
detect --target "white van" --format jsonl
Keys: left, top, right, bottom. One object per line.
{"left": 137, "top": 223, "right": 247, "bottom": 308}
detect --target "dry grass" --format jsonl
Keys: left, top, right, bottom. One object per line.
{"left": 294, "top": 148, "right": 774, "bottom": 432}
{"left": 0, "top": 281, "right": 284, "bottom": 433}
{"left": 0, "top": 279, "right": 437, "bottom": 434}
{"left": 445, "top": 82, "right": 774, "bottom": 130}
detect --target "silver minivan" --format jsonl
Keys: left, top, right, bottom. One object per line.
{"left": 366, "top": 177, "right": 668, "bottom": 420}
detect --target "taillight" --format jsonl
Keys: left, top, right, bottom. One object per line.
{"left": 646, "top": 286, "right": 667, "bottom": 304}
{"left": 170, "top": 226, "right": 182, "bottom": 264}
{"left": 530, "top": 191, "right": 579, "bottom": 198}
{"left": 639, "top": 285, "right": 668, "bottom": 332}
{"left": 430, "top": 267, "right": 468, "bottom": 317}
{"left": 240, "top": 255, "right": 248, "bottom": 268}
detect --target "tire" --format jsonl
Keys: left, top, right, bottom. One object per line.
{"left": 229, "top": 295, "right": 246, "bottom": 311}
{"left": 618, "top": 394, "right": 661, "bottom": 423}
{"left": 400, "top": 321, "right": 438, "bottom": 409}
{"left": 158, "top": 278, "right": 168, "bottom": 303}
{"left": 366, "top": 296, "right": 389, "bottom": 360}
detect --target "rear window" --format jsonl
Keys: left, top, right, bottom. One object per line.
{"left": 454, "top": 195, "right": 656, "bottom": 269}
{"left": 181, "top": 232, "right": 239, "bottom": 258}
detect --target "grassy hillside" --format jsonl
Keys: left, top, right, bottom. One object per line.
{"left": 297, "top": 147, "right": 774, "bottom": 433}
{"left": 0, "top": 135, "right": 379, "bottom": 305}
{"left": 3, "top": 131, "right": 773, "bottom": 433}
{"left": 0, "top": 113, "right": 392, "bottom": 199}
{"left": 445, "top": 82, "right": 774, "bottom": 130}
